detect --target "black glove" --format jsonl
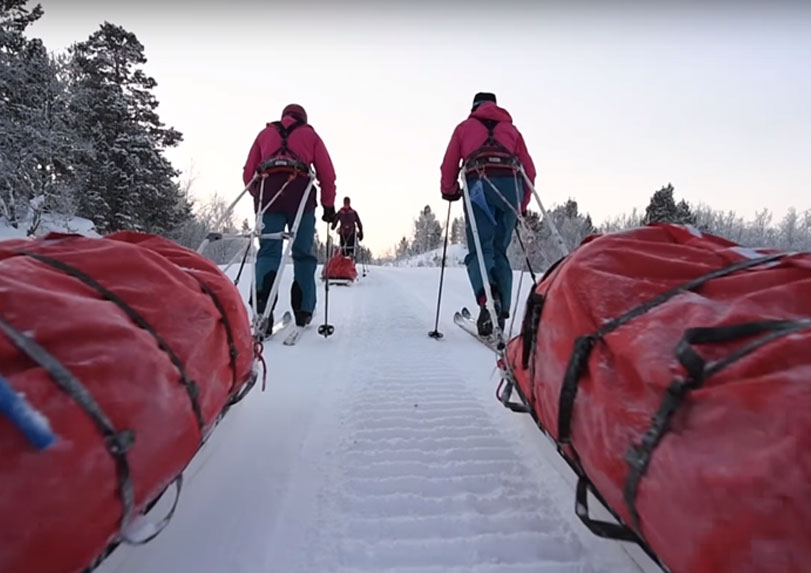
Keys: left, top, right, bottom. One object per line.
{"left": 357, "top": 231, "right": 364, "bottom": 242}
{"left": 442, "top": 183, "right": 462, "bottom": 202}
{"left": 322, "top": 206, "right": 336, "bottom": 223}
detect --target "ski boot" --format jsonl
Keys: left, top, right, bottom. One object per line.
{"left": 253, "top": 271, "right": 278, "bottom": 340}
{"left": 290, "top": 280, "right": 312, "bottom": 327}
{"left": 476, "top": 305, "right": 494, "bottom": 337}
{"left": 295, "top": 311, "right": 312, "bottom": 327}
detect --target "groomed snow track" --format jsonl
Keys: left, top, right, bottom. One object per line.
{"left": 97, "top": 266, "right": 651, "bottom": 573}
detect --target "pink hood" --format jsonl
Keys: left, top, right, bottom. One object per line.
{"left": 440, "top": 102, "right": 536, "bottom": 209}
{"left": 242, "top": 114, "right": 336, "bottom": 208}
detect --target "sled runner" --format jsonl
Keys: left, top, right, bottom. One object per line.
{"left": 0, "top": 232, "right": 258, "bottom": 573}
{"left": 496, "top": 223, "right": 811, "bottom": 573}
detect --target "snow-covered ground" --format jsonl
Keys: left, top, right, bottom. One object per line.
{"left": 390, "top": 243, "right": 468, "bottom": 267}
{"left": 0, "top": 213, "right": 98, "bottom": 240}
{"left": 97, "top": 265, "right": 656, "bottom": 573}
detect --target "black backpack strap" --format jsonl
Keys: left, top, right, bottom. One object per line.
{"left": 474, "top": 117, "right": 500, "bottom": 146}
{"left": 271, "top": 120, "right": 304, "bottom": 157}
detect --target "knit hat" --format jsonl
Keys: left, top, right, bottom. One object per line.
{"left": 471, "top": 92, "right": 496, "bottom": 111}
{"left": 282, "top": 103, "right": 307, "bottom": 123}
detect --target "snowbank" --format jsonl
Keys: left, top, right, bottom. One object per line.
{"left": 389, "top": 243, "right": 468, "bottom": 267}
{"left": 0, "top": 213, "right": 99, "bottom": 241}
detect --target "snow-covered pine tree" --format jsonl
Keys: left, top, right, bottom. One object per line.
{"left": 67, "top": 22, "right": 190, "bottom": 234}
{"left": 644, "top": 184, "right": 678, "bottom": 223}
{"left": 507, "top": 210, "right": 548, "bottom": 271}
{"left": 0, "top": 1, "right": 78, "bottom": 233}
{"left": 777, "top": 207, "right": 797, "bottom": 250}
{"left": 508, "top": 199, "right": 593, "bottom": 272}
{"left": 450, "top": 216, "right": 467, "bottom": 246}
{"left": 395, "top": 236, "right": 410, "bottom": 259}
{"left": 355, "top": 244, "right": 373, "bottom": 264}
{"left": 411, "top": 205, "right": 442, "bottom": 254}
{"left": 675, "top": 199, "right": 696, "bottom": 225}
{"left": 643, "top": 183, "right": 695, "bottom": 225}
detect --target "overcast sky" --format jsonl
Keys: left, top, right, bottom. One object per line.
{"left": 30, "top": 1, "right": 811, "bottom": 255}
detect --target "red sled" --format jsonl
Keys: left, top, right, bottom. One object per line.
{"left": 0, "top": 232, "right": 256, "bottom": 573}
{"left": 322, "top": 252, "right": 358, "bottom": 283}
{"left": 500, "top": 223, "right": 811, "bottom": 573}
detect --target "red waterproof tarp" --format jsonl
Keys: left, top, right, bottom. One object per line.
{"left": 504, "top": 224, "right": 811, "bottom": 573}
{"left": 0, "top": 232, "right": 255, "bottom": 573}
{"left": 323, "top": 253, "right": 357, "bottom": 281}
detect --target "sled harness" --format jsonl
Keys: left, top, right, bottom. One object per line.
{"left": 256, "top": 120, "right": 309, "bottom": 177}
{"left": 464, "top": 117, "right": 520, "bottom": 177}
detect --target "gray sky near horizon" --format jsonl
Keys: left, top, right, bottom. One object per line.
{"left": 30, "top": 1, "right": 811, "bottom": 255}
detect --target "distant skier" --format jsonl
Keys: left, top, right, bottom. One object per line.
{"left": 242, "top": 103, "right": 337, "bottom": 335}
{"left": 331, "top": 196, "right": 364, "bottom": 259}
{"left": 440, "top": 92, "right": 536, "bottom": 336}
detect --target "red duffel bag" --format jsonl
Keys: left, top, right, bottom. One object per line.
{"left": 323, "top": 253, "right": 358, "bottom": 281}
{"left": 0, "top": 231, "right": 256, "bottom": 573}
{"left": 503, "top": 223, "right": 811, "bottom": 573}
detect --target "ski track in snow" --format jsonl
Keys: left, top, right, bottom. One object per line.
{"left": 97, "top": 266, "right": 648, "bottom": 573}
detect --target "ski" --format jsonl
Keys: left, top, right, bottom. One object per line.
{"left": 254, "top": 311, "right": 292, "bottom": 342}
{"left": 282, "top": 326, "right": 305, "bottom": 346}
{"left": 267, "top": 311, "right": 293, "bottom": 340}
{"left": 454, "top": 309, "right": 501, "bottom": 351}
{"left": 454, "top": 307, "right": 510, "bottom": 352}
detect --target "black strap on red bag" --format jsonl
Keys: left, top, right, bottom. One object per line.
{"left": 511, "top": 249, "right": 792, "bottom": 564}
{"left": 556, "top": 252, "right": 785, "bottom": 444}
{"left": 623, "top": 318, "right": 811, "bottom": 534}
{"left": 19, "top": 250, "right": 207, "bottom": 433}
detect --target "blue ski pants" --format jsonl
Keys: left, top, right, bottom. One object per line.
{"left": 463, "top": 175, "right": 520, "bottom": 313}
{"left": 255, "top": 209, "right": 317, "bottom": 315}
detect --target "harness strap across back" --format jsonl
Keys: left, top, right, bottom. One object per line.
{"left": 466, "top": 117, "right": 518, "bottom": 172}
{"left": 271, "top": 120, "right": 304, "bottom": 159}
{"left": 256, "top": 120, "right": 309, "bottom": 176}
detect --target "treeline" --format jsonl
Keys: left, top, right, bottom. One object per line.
{"left": 602, "top": 183, "right": 811, "bottom": 252}
{"left": 1, "top": 1, "right": 193, "bottom": 237}
{"left": 387, "top": 183, "right": 811, "bottom": 270}
{"left": 382, "top": 199, "right": 594, "bottom": 268}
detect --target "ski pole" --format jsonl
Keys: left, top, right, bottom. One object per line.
{"left": 428, "top": 201, "right": 453, "bottom": 339}
{"left": 318, "top": 223, "right": 335, "bottom": 338}
{"left": 233, "top": 238, "right": 252, "bottom": 286}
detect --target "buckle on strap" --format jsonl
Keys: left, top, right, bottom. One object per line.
{"left": 464, "top": 154, "right": 519, "bottom": 174}
{"left": 256, "top": 157, "right": 309, "bottom": 176}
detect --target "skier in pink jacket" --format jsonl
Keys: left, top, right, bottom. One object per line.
{"left": 242, "top": 103, "right": 337, "bottom": 333}
{"left": 440, "top": 92, "right": 537, "bottom": 337}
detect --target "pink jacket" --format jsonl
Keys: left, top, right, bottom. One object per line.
{"left": 333, "top": 206, "right": 363, "bottom": 236}
{"left": 242, "top": 115, "right": 336, "bottom": 208}
{"left": 440, "top": 102, "right": 536, "bottom": 210}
